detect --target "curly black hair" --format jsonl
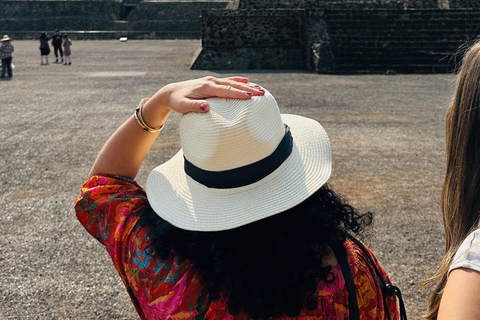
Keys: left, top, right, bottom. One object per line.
{"left": 140, "top": 184, "right": 372, "bottom": 319}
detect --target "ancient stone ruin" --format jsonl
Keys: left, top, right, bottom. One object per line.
{"left": 2, "top": 0, "right": 479, "bottom": 72}
{"left": 191, "top": 0, "right": 480, "bottom": 73}
{"left": 0, "top": 0, "right": 230, "bottom": 40}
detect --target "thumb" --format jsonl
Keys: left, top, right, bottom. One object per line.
{"left": 178, "top": 98, "right": 209, "bottom": 114}
{"left": 195, "top": 100, "right": 209, "bottom": 113}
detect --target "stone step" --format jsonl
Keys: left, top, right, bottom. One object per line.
{"left": 331, "top": 36, "right": 469, "bottom": 42}
{"left": 334, "top": 64, "right": 452, "bottom": 73}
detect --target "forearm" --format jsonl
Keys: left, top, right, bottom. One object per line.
{"left": 87, "top": 76, "right": 263, "bottom": 180}
{"left": 88, "top": 93, "right": 172, "bottom": 179}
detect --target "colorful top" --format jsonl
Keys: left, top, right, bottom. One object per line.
{"left": 75, "top": 175, "right": 399, "bottom": 320}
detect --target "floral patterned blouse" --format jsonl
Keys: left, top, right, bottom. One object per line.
{"left": 75, "top": 175, "right": 399, "bottom": 320}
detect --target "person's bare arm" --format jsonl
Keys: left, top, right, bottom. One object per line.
{"left": 438, "top": 268, "right": 480, "bottom": 320}
{"left": 88, "top": 76, "right": 264, "bottom": 179}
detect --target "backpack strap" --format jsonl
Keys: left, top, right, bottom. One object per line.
{"left": 347, "top": 235, "right": 408, "bottom": 320}
{"left": 331, "top": 243, "right": 360, "bottom": 320}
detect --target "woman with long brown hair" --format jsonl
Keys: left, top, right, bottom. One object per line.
{"left": 426, "top": 41, "right": 480, "bottom": 319}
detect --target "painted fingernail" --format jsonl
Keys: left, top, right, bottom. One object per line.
{"left": 259, "top": 89, "right": 265, "bottom": 92}
{"left": 200, "top": 102, "right": 207, "bottom": 111}
{"left": 245, "top": 92, "right": 253, "bottom": 96}
{"left": 254, "top": 85, "right": 261, "bottom": 88}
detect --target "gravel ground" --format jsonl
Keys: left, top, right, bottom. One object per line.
{"left": 0, "top": 40, "right": 455, "bottom": 319}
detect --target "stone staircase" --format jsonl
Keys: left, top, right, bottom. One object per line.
{"left": 0, "top": 0, "right": 230, "bottom": 40}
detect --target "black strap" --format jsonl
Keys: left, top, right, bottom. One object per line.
{"left": 184, "top": 125, "right": 293, "bottom": 189}
{"left": 347, "top": 236, "right": 408, "bottom": 320}
{"left": 332, "top": 243, "right": 360, "bottom": 320}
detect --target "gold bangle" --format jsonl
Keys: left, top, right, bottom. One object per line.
{"left": 134, "top": 98, "right": 164, "bottom": 133}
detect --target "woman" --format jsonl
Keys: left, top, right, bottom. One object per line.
{"left": 62, "top": 34, "right": 72, "bottom": 65}
{"left": 39, "top": 32, "right": 50, "bottom": 65}
{"left": 425, "top": 42, "right": 480, "bottom": 320}
{"left": 75, "top": 76, "right": 399, "bottom": 319}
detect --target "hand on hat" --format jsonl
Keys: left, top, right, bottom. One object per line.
{"left": 150, "top": 76, "right": 265, "bottom": 115}
{"left": 88, "top": 76, "right": 266, "bottom": 180}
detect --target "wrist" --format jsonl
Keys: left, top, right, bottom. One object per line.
{"left": 134, "top": 99, "right": 165, "bottom": 133}
{"left": 141, "top": 96, "right": 172, "bottom": 130}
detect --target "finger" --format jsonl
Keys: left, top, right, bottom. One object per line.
{"left": 226, "top": 76, "right": 249, "bottom": 83}
{"left": 215, "top": 77, "right": 254, "bottom": 89}
{"left": 212, "top": 84, "right": 258, "bottom": 99}
{"left": 213, "top": 79, "right": 265, "bottom": 96}
{"left": 177, "top": 98, "right": 209, "bottom": 114}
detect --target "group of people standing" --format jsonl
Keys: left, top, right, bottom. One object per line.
{"left": 39, "top": 30, "right": 72, "bottom": 65}
{"left": 0, "top": 29, "right": 73, "bottom": 80}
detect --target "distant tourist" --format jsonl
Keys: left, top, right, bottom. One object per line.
{"left": 63, "top": 34, "right": 72, "bottom": 65}
{"left": 0, "top": 34, "right": 14, "bottom": 79}
{"left": 39, "top": 33, "right": 50, "bottom": 65}
{"left": 51, "top": 29, "right": 63, "bottom": 64}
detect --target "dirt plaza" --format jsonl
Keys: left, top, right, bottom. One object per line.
{"left": 0, "top": 40, "right": 456, "bottom": 319}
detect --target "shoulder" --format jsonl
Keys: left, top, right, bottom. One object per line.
{"left": 439, "top": 267, "right": 480, "bottom": 319}
{"left": 450, "top": 228, "right": 480, "bottom": 274}
{"left": 75, "top": 175, "right": 147, "bottom": 213}
{"left": 74, "top": 175, "right": 148, "bottom": 245}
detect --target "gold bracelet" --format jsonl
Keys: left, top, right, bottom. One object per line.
{"left": 134, "top": 98, "right": 164, "bottom": 133}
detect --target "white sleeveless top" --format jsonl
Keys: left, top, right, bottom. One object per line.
{"left": 449, "top": 228, "right": 480, "bottom": 274}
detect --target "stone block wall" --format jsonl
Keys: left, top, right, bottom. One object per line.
{"left": 125, "top": 0, "right": 229, "bottom": 37}
{"left": 448, "top": 0, "right": 480, "bottom": 7}
{"left": 0, "top": 0, "right": 120, "bottom": 18}
{"left": 233, "top": 0, "right": 465, "bottom": 9}
{"left": 128, "top": 0, "right": 229, "bottom": 20}
{"left": 0, "top": 0, "right": 120, "bottom": 20}
{"left": 191, "top": 3, "right": 480, "bottom": 72}
{"left": 0, "top": 0, "right": 230, "bottom": 39}
{"left": 324, "top": 9, "right": 480, "bottom": 72}
{"left": 2, "top": 16, "right": 117, "bottom": 31}
{"left": 235, "top": 0, "right": 308, "bottom": 9}
{"left": 320, "top": 1, "right": 405, "bottom": 9}
{"left": 191, "top": 9, "right": 306, "bottom": 69}
{"left": 403, "top": 0, "right": 440, "bottom": 7}
{"left": 0, "top": 0, "right": 121, "bottom": 31}
{"left": 231, "top": 0, "right": 438, "bottom": 9}
{"left": 305, "top": 13, "right": 337, "bottom": 72}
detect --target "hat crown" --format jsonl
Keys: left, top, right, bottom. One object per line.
{"left": 147, "top": 85, "right": 332, "bottom": 231}
{"left": 180, "top": 90, "right": 285, "bottom": 172}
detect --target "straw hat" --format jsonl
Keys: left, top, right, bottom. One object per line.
{"left": 146, "top": 87, "right": 332, "bottom": 231}
{"left": 1, "top": 35, "right": 11, "bottom": 42}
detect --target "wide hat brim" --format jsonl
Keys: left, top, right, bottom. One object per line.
{"left": 146, "top": 113, "right": 331, "bottom": 232}
{"left": 0, "top": 37, "right": 11, "bottom": 42}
